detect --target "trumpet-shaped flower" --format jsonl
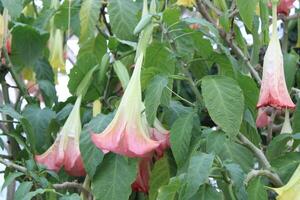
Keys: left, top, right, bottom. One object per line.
{"left": 271, "top": 164, "right": 300, "bottom": 200}
{"left": 256, "top": 108, "right": 270, "bottom": 128}
{"left": 176, "top": 0, "right": 195, "bottom": 7}
{"left": 132, "top": 157, "right": 152, "bottom": 193}
{"left": 91, "top": 54, "right": 161, "bottom": 158}
{"left": 35, "top": 96, "right": 85, "bottom": 176}
{"left": 48, "top": 29, "right": 65, "bottom": 73}
{"left": 256, "top": 29, "right": 295, "bottom": 109}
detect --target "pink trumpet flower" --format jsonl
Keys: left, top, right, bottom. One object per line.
{"left": 35, "top": 96, "right": 86, "bottom": 176}
{"left": 91, "top": 54, "right": 161, "bottom": 158}
{"left": 256, "top": 22, "right": 295, "bottom": 110}
{"left": 132, "top": 157, "right": 152, "bottom": 193}
{"left": 256, "top": 108, "right": 270, "bottom": 128}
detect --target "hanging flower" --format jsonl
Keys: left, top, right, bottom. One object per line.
{"left": 48, "top": 28, "right": 66, "bottom": 73}
{"left": 270, "top": 164, "right": 300, "bottom": 200}
{"left": 256, "top": 24, "right": 295, "bottom": 109}
{"left": 176, "top": 0, "right": 195, "bottom": 7}
{"left": 277, "top": 0, "right": 295, "bottom": 16}
{"left": 35, "top": 96, "right": 85, "bottom": 176}
{"left": 91, "top": 54, "right": 161, "bottom": 158}
{"left": 132, "top": 157, "right": 152, "bottom": 193}
{"left": 256, "top": 108, "right": 270, "bottom": 128}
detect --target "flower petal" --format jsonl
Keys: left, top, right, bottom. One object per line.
{"left": 132, "top": 158, "right": 152, "bottom": 193}
{"left": 64, "top": 137, "right": 86, "bottom": 176}
{"left": 35, "top": 136, "right": 64, "bottom": 172}
{"left": 257, "top": 34, "right": 295, "bottom": 109}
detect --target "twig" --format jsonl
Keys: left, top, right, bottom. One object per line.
{"left": 166, "top": 86, "right": 195, "bottom": 106}
{"left": 0, "top": 157, "right": 27, "bottom": 173}
{"left": 0, "top": 154, "right": 13, "bottom": 159}
{"left": 195, "top": 0, "right": 262, "bottom": 85}
{"left": 267, "top": 109, "right": 277, "bottom": 144}
{"left": 100, "top": 5, "right": 113, "bottom": 36}
{"left": 53, "top": 182, "right": 92, "bottom": 199}
{"left": 237, "top": 133, "right": 283, "bottom": 186}
{"left": 2, "top": 47, "right": 33, "bottom": 103}
{"left": 0, "top": 120, "right": 20, "bottom": 124}
{"left": 245, "top": 169, "right": 283, "bottom": 187}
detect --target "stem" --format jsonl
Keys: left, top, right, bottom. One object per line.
{"left": 2, "top": 47, "right": 33, "bottom": 104}
{"left": 237, "top": 133, "right": 283, "bottom": 186}
{"left": 267, "top": 110, "right": 277, "bottom": 144}
{"left": 272, "top": 3, "right": 278, "bottom": 37}
{"left": 0, "top": 157, "right": 27, "bottom": 173}
{"left": 162, "top": 25, "right": 203, "bottom": 106}
{"left": 245, "top": 169, "right": 283, "bottom": 187}
{"left": 195, "top": 0, "right": 262, "bottom": 85}
{"left": 165, "top": 86, "right": 195, "bottom": 106}
{"left": 53, "top": 182, "right": 92, "bottom": 198}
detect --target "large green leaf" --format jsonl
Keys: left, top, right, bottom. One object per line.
{"left": 202, "top": 75, "right": 244, "bottom": 137}
{"left": 293, "top": 101, "right": 300, "bottom": 133}
{"left": 284, "top": 52, "right": 299, "bottom": 91}
{"left": 92, "top": 154, "right": 137, "bottom": 200}
{"left": 266, "top": 134, "right": 291, "bottom": 161}
{"left": 80, "top": 113, "right": 114, "bottom": 178}
{"left": 225, "top": 163, "right": 247, "bottom": 199}
{"left": 107, "top": 0, "right": 139, "bottom": 40}
{"left": 79, "top": 0, "right": 101, "bottom": 43}
{"left": 22, "top": 105, "right": 56, "bottom": 153}
{"left": 190, "top": 184, "right": 223, "bottom": 200}
{"left": 145, "top": 75, "right": 168, "bottom": 125}
{"left": 11, "top": 25, "right": 49, "bottom": 68}
{"left": 206, "top": 132, "right": 254, "bottom": 171}
{"left": 247, "top": 177, "right": 268, "bottom": 200}
{"left": 14, "top": 182, "right": 33, "bottom": 200}
{"left": 149, "top": 155, "right": 171, "bottom": 200}
{"left": 1, "top": 172, "right": 23, "bottom": 191}
{"left": 236, "top": 0, "right": 257, "bottom": 31}
{"left": 157, "top": 176, "right": 183, "bottom": 200}
{"left": 1, "top": 0, "right": 23, "bottom": 18}
{"left": 170, "top": 111, "right": 195, "bottom": 168}
{"left": 181, "top": 153, "right": 214, "bottom": 200}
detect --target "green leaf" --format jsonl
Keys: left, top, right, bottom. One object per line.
{"left": 157, "top": 176, "right": 183, "bottom": 200}
{"left": 284, "top": 52, "right": 299, "bottom": 91}
{"left": 149, "top": 155, "right": 171, "bottom": 200}
{"left": 266, "top": 134, "right": 291, "bottom": 161}
{"left": 79, "top": 0, "right": 101, "bottom": 43}
{"left": 225, "top": 163, "right": 247, "bottom": 199}
{"left": 38, "top": 80, "right": 57, "bottom": 107}
{"left": 240, "top": 109, "right": 261, "bottom": 147}
{"left": 54, "top": 0, "right": 81, "bottom": 35}
{"left": 181, "top": 153, "right": 214, "bottom": 200}
{"left": 293, "top": 101, "right": 300, "bottom": 133}
{"left": 14, "top": 182, "right": 33, "bottom": 200}
{"left": 1, "top": 172, "right": 23, "bottom": 191}
{"left": 170, "top": 112, "right": 195, "bottom": 168}
{"left": 22, "top": 105, "right": 56, "bottom": 153}
{"left": 247, "top": 177, "right": 268, "bottom": 200}
{"left": 68, "top": 35, "right": 107, "bottom": 101}
{"left": 145, "top": 75, "right": 168, "bottom": 125}
{"left": 271, "top": 152, "right": 300, "bottom": 183}
{"left": 190, "top": 184, "right": 223, "bottom": 200}
{"left": 0, "top": 105, "right": 22, "bottom": 120}
{"left": 107, "top": 0, "right": 139, "bottom": 41}
{"left": 237, "top": 73, "right": 259, "bottom": 115}
{"left": 33, "top": 8, "right": 56, "bottom": 30}
{"left": 202, "top": 75, "right": 244, "bottom": 137}
{"left": 92, "top": 154, "right": 137, "bottom": 200}
{"left": 59, "top": 194, "right": 81, "bottom": 200}
{"left": 206, "top": 132, "right": 254, "bottom": 171}
{"left": 236, "top": 0, "right": 257, "bottom": 31}
{"left": 34, "top": 59, "right": 55, "bottom": 84}
{"left": 113, "top": 60, "right": 130, "bottom": 89}
{"left": 23, "top": 188, "right": 48, "bottom": 200}
{"left": 80, "top": 113, "right": 114, "bottom": 178}
{"left": 11, "top": 24, "right": 48, "bottom": 68}
{"left": 1, "top": 0, "right": 23, "bottom": 18}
